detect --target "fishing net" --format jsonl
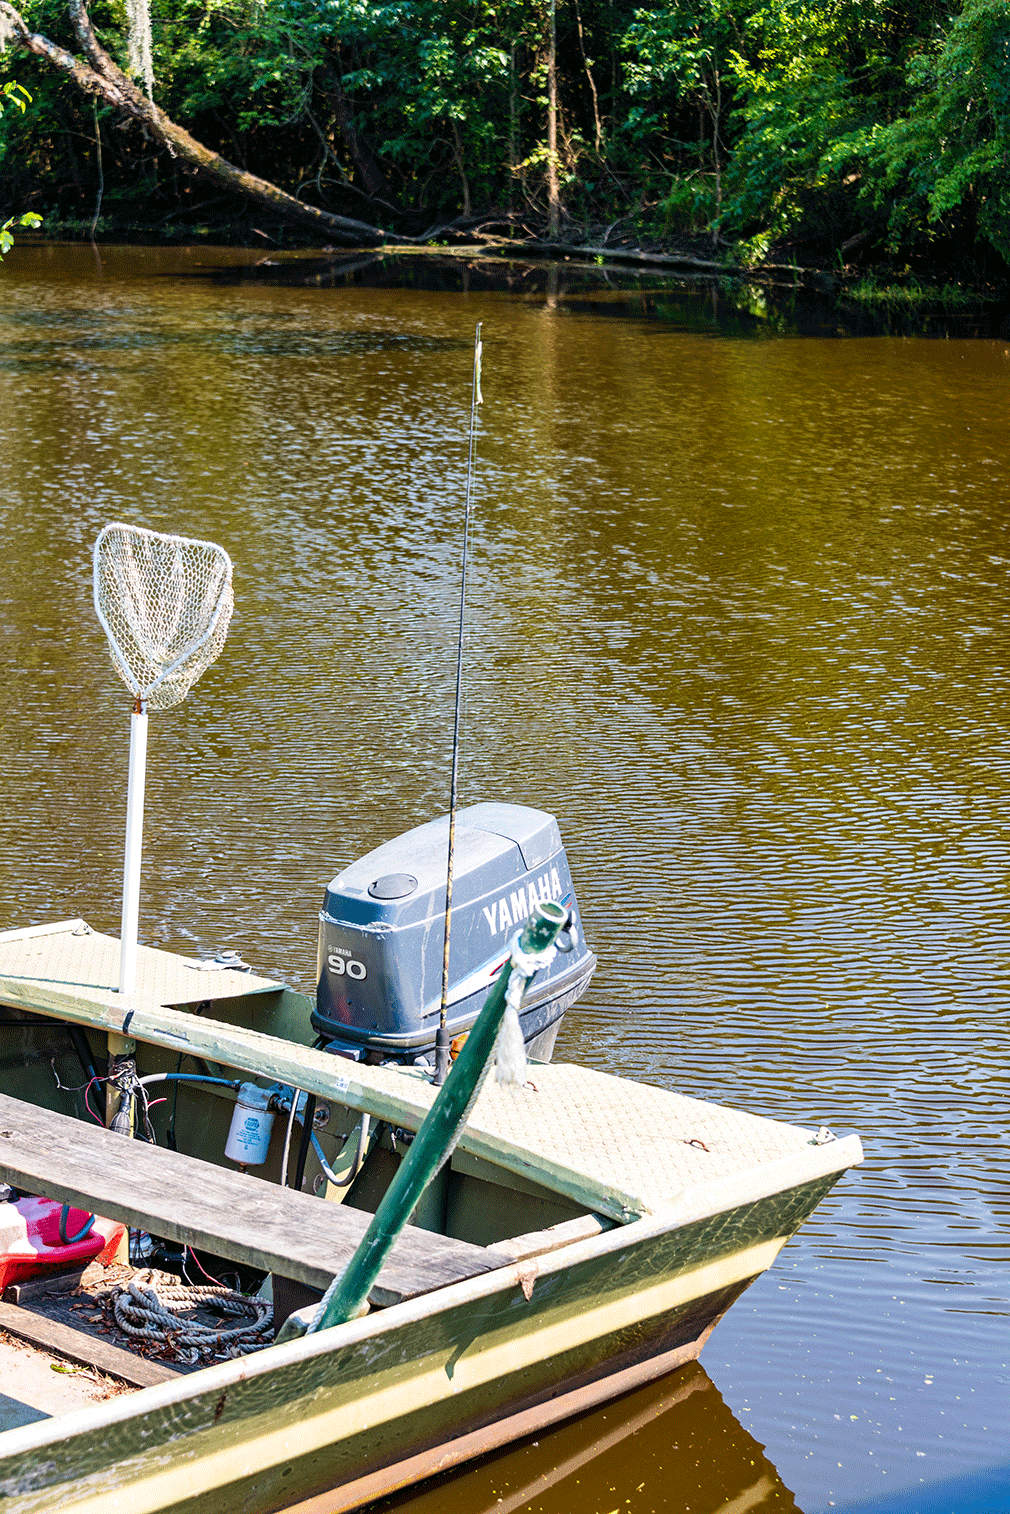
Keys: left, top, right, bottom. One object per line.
{"left": 93, "top": 523, "right": 234, "bottom": 711}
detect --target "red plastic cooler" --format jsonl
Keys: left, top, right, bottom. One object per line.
{"left": 0, "top": 1196, "right": 126, "bottom": 1292}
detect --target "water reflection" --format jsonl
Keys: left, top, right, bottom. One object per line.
{"left": 369, "top": 1364, "right": 800, "bottom": 1514}
{"left": 173, "top": 245, "right": 1010, "bottom": 339}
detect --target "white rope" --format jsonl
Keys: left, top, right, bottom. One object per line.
{"left": 494, "top": 933, "right": 559, "bottom": 1086}
{"left": 507, "top": 936, "right": 559, "bottom": 985}
{"left": 307, "top": 1266, "right": 345, "bottom": 1335}
{"left": 113, "top": 1272, "right": 272, "bottom": 1360}
{"left": 431, "top": 927, "right": 560, "bottom": 1169}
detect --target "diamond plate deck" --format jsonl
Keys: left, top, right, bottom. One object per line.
{"left": 0, "top": 919, "right": 281, "bottom": 1006}
{"left": 466, "top": 1064, "right": 813, "bottom": 1214}
{"left": 0, "top": 919, "right": 841, "bottom": 1221}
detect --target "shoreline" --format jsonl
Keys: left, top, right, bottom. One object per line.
{"left": 14, "top": 223, "right": 1009, "bottom": 305}
{"left": 9, "top": 232, "right": 1008, "bottom": 329}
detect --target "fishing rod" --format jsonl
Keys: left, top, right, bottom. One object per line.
{"left": 433, "top": 321, "right": 483, "bottom": 1087}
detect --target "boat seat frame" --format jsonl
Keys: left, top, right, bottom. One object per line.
{"left": 0, "top": 1094, "right": 495, "bottom": 1306}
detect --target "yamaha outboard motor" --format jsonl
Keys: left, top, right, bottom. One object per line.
{"left": 312, "top": 802, "right": 595, "bottom": 1065}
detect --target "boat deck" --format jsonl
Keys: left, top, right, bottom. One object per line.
{"left": 0, "top": 918, "right": 862, "bottom": 1475}
{"left": 0, "top": 918, "right": 283, "bottom": 1009}
{"left": 0, "top": 1092, "right": 496, "bottom": 1302}
{"left": 0, "top": 919, "right": 837, "bottom": 1223}
{"left": 0, "top": 1330, "right": 123, "bottom": 1432}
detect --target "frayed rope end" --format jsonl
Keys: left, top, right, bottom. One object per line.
{"left": 494, "top": 981, "right": 527, "bottom": 1086}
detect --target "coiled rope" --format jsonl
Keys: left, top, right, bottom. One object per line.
{"left": 113, "top": 1271, "right": 272, "bottom": 1359}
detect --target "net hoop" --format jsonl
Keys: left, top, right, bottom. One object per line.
{"left": 93, "top": 522, "right": 234, "bottom": 711}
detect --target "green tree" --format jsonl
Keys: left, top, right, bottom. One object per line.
{"left": 154, "top": 0, "right": 519, "bottom": 216}
{"left": 2, "top": 0, "right": 1007, "bottom": 272}
{"left": 623, "top": 0, "right": 748, "bottom": 236}
{"left": 0, "top": 77, "right": 41, "bottom": 256}
{"left": 868, "top": 0, "right": 1010, "bottom": 259}
{"left": 722, "top": 0, "right": 871, "bottom": 246}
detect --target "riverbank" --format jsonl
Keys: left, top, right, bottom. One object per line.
{"left": 15, "top": 228, "right": 1007, "bottom": 340}
{"left": 21, "top": 207, "right": 1010, "bottom": 315}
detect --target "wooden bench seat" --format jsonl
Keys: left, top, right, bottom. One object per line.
{"left": 0, "top": 1094, "right": 495, "bottom": 1307}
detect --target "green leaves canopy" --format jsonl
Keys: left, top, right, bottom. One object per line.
{"left": 868, "top": 0, "right": 1010, "bottom": 258}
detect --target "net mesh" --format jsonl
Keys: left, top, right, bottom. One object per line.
{"left": 93, "top": 523, "right": 234, "bottom": 711}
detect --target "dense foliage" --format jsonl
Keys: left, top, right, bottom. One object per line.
{"left": 0, "top": 77, "right": 41, "bottom": 254}
{"left": 1, "top": 0, "right": 1008, "bottom": 271}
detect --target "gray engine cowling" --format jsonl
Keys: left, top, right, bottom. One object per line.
{"left": 312, "top": 802, "right": 595, "bottom": 1064}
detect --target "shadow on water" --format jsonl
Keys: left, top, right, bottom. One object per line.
{"left": 180, "top": 248, "right": 1010, "bottom": 341}
{"left": 359, "top": 1363, "right": 801, "bottom": 1514}
{"left": 0, "top": 317, "right": 469, "bottom": 374}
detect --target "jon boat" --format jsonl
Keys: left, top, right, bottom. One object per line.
{"left": 0, "top": 881, "right": 862, "bottom": 1514}
{"left": 0, "top": 518, "right": 861, "bottom": 1511}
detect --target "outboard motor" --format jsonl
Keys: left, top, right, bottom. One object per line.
{"left": 312, "top": 802, "right": 595, "bottom": 1066}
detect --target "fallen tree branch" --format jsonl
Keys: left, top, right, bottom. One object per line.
{"left": 468, "top": 239, "right": 836, "bottom": 282}
{"left": 0, "top": 0, "right": 412, "bottom": 245}
{"left": 477, "top": 238, "right": 730, "bottom": 272}
{"left": 752, "top": 260, "right": 820, "bottom": 275}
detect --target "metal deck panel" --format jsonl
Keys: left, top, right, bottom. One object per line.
{"left": 0, "top": 919, "right": 282, "bottom": 1006}
{"left": 0, "top": 920, "right": 834, "bottom": 1220}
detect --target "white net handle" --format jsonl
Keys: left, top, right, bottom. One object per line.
{"left": 93, "top": 523, "right": 234, "bottom": 711}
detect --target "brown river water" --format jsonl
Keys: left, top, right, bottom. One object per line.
{"left": 1, "top": 243, "right": 1009, "bottom": 1513}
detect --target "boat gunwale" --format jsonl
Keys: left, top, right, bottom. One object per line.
{"left": 0, "top": 1128, "right": 862, "bottom": 1466}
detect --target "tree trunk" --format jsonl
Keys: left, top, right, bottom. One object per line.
{"left": 546, "top": 0, "right": 559, "bottom": 237}
{"left": 450, "top": 118, "right": 471, "bottom": 218}
{"left": 508, "top": 44, "right": 518, "bottom": 211}
{"left": 573, "top": 0, "right": 602, "bottom": 153}
{"left": 706, "top": 69, "right": 723, "bottom": 247}
{"left": 315, "top": 62, "right": 397, "bottom": 208}
{"left": 88, "top": 95, "right": 103, "bottom": 241}
{"left": 0, "top": 0, "right": 410, "bottom": 245}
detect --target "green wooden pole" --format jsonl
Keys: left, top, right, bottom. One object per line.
{"left": 310, "top": 899, "right": 570, "bottom": 1333}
